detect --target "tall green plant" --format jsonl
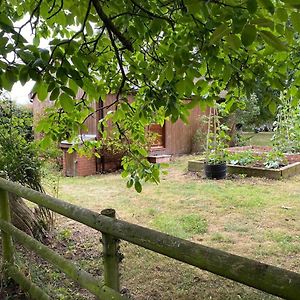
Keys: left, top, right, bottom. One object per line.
{"left": 272, "top": 95, "right": 300, "bottom": 153}
{"left": 205, "top": 106, "right": 230, "bottom": 164}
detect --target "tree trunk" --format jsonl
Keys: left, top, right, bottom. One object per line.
{"left": 9, "top": 193, "right": 53, "bottom": 241}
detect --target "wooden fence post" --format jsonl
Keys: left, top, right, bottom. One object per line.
{"left": 101, "top": 208, "right": 120, "bottom": 292}
{"left": 0, "top": 173, "right": 14, "bottom": 269}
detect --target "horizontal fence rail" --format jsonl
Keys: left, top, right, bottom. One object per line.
{"left": 7, "top": 266, "right": 50, "bottom": 300}
{"left": 0, "top": 177, "right": 300, "bottom": 300}
{"left": 0, "top": 220, "right": 124, "bottom": 300}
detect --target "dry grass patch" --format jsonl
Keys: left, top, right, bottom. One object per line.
{"left": 8, "top": 155, "right": 300, "bottom": 299}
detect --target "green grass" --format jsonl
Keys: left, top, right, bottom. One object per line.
{"left": 152, "top": 213, "right": 208, "bottom": 239}
{"left": 242, "top": 132, "right": 273, "bottom": 146}
{"left": 211, "top": 232, "right": 235, "bottom": 244}
{"left": 15, "top": 155, "right": 300, "bottom": 300}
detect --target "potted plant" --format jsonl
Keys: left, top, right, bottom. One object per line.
{"left": 204, "top": 106, "right": 230, "bottom": 179}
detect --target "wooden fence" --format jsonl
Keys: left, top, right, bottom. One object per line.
{"left": 0, "top": 176, "right": 299, "bottom": 300}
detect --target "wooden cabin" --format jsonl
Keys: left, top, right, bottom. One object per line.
{"left": 32, "top": 93, "right": 207, "bottom": 176}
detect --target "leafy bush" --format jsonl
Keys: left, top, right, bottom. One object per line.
{"left": 0, "top": 96, "right": 42, "bottom": 190}
{"left": 0, "top": 95, "right": 53, "bottom": 238}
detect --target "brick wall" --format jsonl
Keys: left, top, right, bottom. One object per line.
{"left": 62, "top": 150, "right": 67, "bottom": 176}
{"left": 76, "top": 154, "right": 97, "bottom": 176}
{"left": 62, "top": 148, "right": 97, "bottom": 177}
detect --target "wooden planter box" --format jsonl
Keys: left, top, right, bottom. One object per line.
{"left": 188, "top": 160, "right": 300, "bottom": 179}
{"left": 228, "top": 146, "right": 300, "bottom": 164}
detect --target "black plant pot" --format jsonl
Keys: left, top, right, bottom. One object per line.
{"left": 204, "top": 163, "right": 227, "bottom": 180}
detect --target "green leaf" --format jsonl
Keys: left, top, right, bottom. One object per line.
{"left": 225, "top": 35, "right": 241, "bottom": 50}
{"left": 184, "top": 78, "right": 194, "bottom": 95}
{"left": 60, "top": 93, "right": 74, "bottom": 113}
{"left": 28, "top": 69, "right": 41, "bottom": 81}
{"left": 165, "top": 63, "right": 174, "bottom": 82}
{"left": 69, "top": 69, "right": 83, "bottom": 87}
{"left": 275, "top": 8, "right": 288, "bottom": 22}
{"left": 276, "top": 24, "right": 285, "bottom": 35}
{"left": 47, "top": 82, "right": 56, "bottom": 92}
{"left": 36, "top": 81, "right": 48, "bottom": 101}
{"left": 134, "top": 180, "right": 142, "bottom": 193}
{"left": 138, "top": 147, "right": 148, "bottom": 157}
{"left": 19, "top": 66, "right": 29, "bottom": 86}
{"left": 241, "top": 25, "right": 257, "bottom": 47}
{"left": 150, "top": 19, "right": 162, "bottom": 34}
{"left": 50, "top": 87, "right": 60, "bottom": 100}
{"left": 1, "top": 73, "right": 13, "bottom": 91}
{"left": 5, "top": 68, "right": 18, "bottom": 83}
{"left": 176, "top": 80, "right": 186, "bottom": 96}
{"left": 232, "top": 18, "right": 247, "bottom": 34}
{"left": 268, "top": 101, "right": 276, "bottom": 115}
{"left": 86, "top": 21, "right": 93, "bottom": 35}
{"left": 260, "top": 30, "right": 288, "bottom": 51}
{"left": 57, "top": 67, "right": 68, "bottom": 83}
{"left": 185, "top": 96, "right": 200, "bottom": 109}
{"left": 199, "top": 100, "right": 207, "bottom": 112}
{"left": 40, "top": 49, "right": 50, "bottom": 62}
{"left": 259, "top": 0, "right": 275, "bottom": 14}
{"left": 32, "top": 58, "right": 45, "bottom": 68}
{"left": 247, "top": 0, "right": 257, "bottom": 13}
{"left": 39, "top": 135, "right": 51, "bottom": 150}
{"left": 251, "top": 18, "right": 274, "bottom": 29}
{"left": 33, "top": 35, "right": 40, "bottom": 46}
{"left": 209, "top": 24, "right": 230, "bottom": 45}
{"left": 0, "top": 36, "right": 8, "bottom": 48}
{"left": 186, "top": 0, "right": 202, "bottom": 13}
{"left": 291, "top": 96, "right": 298, "bottom": 107}
{"left": 127, "top": 178, "right": 134, "bottom": 188}
{"left": 223, "top": 65, "right": 232, "bottom": 82}
{"left": 61, "top": 86, "right": 76, "bottom": 97}
{"left": 71, "top": 56, "right": 88, "bottom": 74}
{"left": 281, "top": 0, "right": 300, "bottom": 9}
{"left": 291, "top": 12, "right": 300, "bottom": 33}
{"left": 69, "top": 79, "right": 79, "bottom": 96}
{"left": 0, "top": 14, "right": 13, "bottom": 31}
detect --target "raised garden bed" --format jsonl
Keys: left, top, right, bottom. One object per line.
{"left": 228, "top": 146, "right": 300, "bottom": 164}
{"left": 188, "top": 160, "right": 300, "bottom": 179}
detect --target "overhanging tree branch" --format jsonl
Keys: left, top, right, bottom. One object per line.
{"left": 91, "top": 0, "right": 134, "bottom": 52}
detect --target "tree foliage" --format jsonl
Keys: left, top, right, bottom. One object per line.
{"left": 0, "top": 94, "right": 53, "bottom": 238}
{"left": 1, "top": 0, "right": 300, "bottom": 188}
{"left": 0, "top": 94, "right": 40, "bottom": 187}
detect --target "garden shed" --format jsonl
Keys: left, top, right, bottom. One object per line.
{"left": 32, "top": 93, "right": 207, "bottom": 176}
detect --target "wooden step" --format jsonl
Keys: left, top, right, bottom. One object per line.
{"left": 148, "top": 154, "right": 171, "bottom": 163}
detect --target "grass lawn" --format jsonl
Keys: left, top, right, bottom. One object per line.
{"left": 242, "top": 132, "right": 273, "bottom": 147}
{"left": 11, "top": 156, "right": 300, "bottom": 300}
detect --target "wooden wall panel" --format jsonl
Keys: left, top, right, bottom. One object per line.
{"left": 151, "top": 106, "right": 208, "bottom": 155}
{"left": 33, "top": 91, "right": 208, "bottom": 156}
